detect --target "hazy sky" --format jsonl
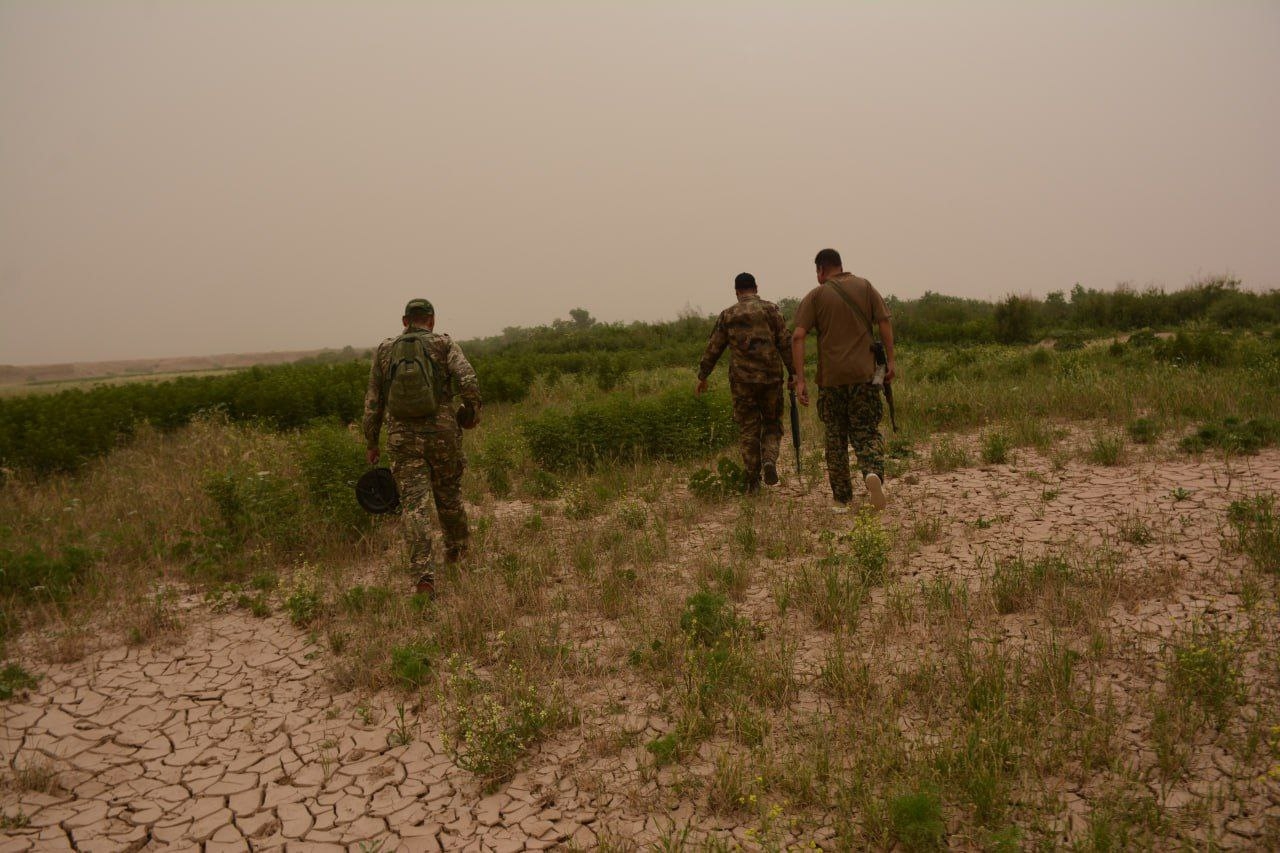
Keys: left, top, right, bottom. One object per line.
{"left": 2, "top": 2, "right": 1278, "bottom": 364}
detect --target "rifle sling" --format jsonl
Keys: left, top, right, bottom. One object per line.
{"left": 824, "top": 280, "right": 876, "bottom": 338}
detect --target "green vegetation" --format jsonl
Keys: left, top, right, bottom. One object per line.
{"left": 522, "top": 387, "right": 734, "bottom": 471}
{"left": 1179, "top": 416, "right": 1280, "bottom": 455}
{"left": 437, "top": 656, "right": 570, "bottom": 790}
{"left": 688, "top": 457, "right": 749, "bottom": 500}
{"left": 0, "top": 663, "right": 37, "bottom": 700}
{"left": 2, "top": 281, "right": 1279, "bottom": 846}
{"left": 1227, "top": 494, "right": 1279, "bottom": 574}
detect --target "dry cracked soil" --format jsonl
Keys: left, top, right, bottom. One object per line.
{"left": 3, "top": 440, "right": 1279, "bottom": 851}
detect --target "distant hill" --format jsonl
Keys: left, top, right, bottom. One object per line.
{"left": 0, "top": 347, "right": 364, "bottom": 388}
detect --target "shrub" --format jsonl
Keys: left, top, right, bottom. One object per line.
{"left": 284, "top": 572, "right": 323, "bottom": 627}
{"left": 203, "top": 468, "right": 301, "bottom": 546}
{"left": 437, "top": 657, "right": 570, "bottom": 790}
{"left": 296, "top": 422, "right": 371, "bottom": 533}
{"left": 679, "top": 590, "right": 739, "bottom": 647}
{"left": 476, "top": 432, "right": 519, "bottom": 498}
{"left": 0, "top": 360, "right": 369, "bottom": 474}
{"left": 522, "top": 388, "right": 735, "bottom": 471}
{"left": 561, "top": 485, "right": 596, "bottom": 520}
{"left": 0, "top": 545, "right": 94, "bottom": 603}
{"left": 1179, "top": 417, "right": 1280, "bottom": 455}
{"left": 1168, "top": 628, "right": 1243, "bottom": 730}
{"left": 522, "top": 469, "right": 561, "bottom": 499}
{"left": 688, "top": 458, "right": 748, "bottom": 500}
{"left": 840, "top": 510, "right": 891, "bottom": 586}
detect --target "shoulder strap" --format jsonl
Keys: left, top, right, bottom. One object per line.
{"left": 824, "top": 280, "right": 875, "bottom": 336}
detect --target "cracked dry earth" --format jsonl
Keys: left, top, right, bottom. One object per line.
{"left": 3, "top": 443, "right": 1280, "bottom": 851}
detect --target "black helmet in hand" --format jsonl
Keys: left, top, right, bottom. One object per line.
{"left": 355, "top": 467, "right": 400, "bottom": 515}
{"left": 456, "top": 401, "right": 480, "bottom": 430}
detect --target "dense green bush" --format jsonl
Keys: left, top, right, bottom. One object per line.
{"left": 522, "top": 388, "right": 735, "bottom": 471}
{"left": 0, "top": 361, "right": 368, "bottom": 473}
{"left": 1179, "top": 417, "right": 1280, "bottom": 455}
{"left": 297, "top": 422, "right": 371, "bottom": 533}
{"left": 0, "top": 545, "right": 95, "bottom": 603}
{"left": 4, "top": 279, "right": 1277, "bottom": 475}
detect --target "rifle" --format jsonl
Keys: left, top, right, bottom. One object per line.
{"left": 789, "top": 389, "right": 802, "bottom": 474}
{"left": 884, "top": 379, "right": 898, "bottom": 432}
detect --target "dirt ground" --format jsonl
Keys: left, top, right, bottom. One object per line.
{"left": 2, "top": 443, "right": 1279, "bottom": 851}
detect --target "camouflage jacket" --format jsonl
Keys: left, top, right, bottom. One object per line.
{"left": 698, "top": 293, "right": 794, "bottom": 385}
{"left": 362, "top": 327, "right": 481, "bottom": 448}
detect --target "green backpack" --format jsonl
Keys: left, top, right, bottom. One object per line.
{"left": 385, "top": 331, "right": 441, "bottom": 419}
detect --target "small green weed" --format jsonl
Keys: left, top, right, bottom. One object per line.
{"left": 981, "top": 431, "right": 1012, "bottom": 465}
{"left": 1227, "top": 493, "right": 1279, "bottom": 574}
{"left": 1167, "top": 627, "right": 1243, "bottom": 730}
{"left": 1088, "top": 432, "right": 1126, "bottom": 466}
{"left": 645, "top": 732, "right": 682, "bottom": 766}
{"left": 929, "top": 437, "right": 970, "bottom": 473}
{"left": 1126, "top": 417, "right": 1161, "bottom": 445}
{"left": 679, "top": 590, "right": 739, "bottom": 647}
{"left": 438, "top": 657, "right": 570, "bottom": 790}
{"left": 990, "top": 554, "right": 1072, "bottom": 614}
{"left": 0, "top": 663, "right": 38, "bottom": 700}
{"left": 390, "top": 641, "right": 433, "bottom": 690}
{"left": 888, "top": 789, "right": 946, "bottom": 851}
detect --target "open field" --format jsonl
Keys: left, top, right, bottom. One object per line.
{"left": 1, "top": 321, "right": 1278, "bottom": 850}
{"left": 0, "top": 350, "right": 361, "bottom": 396}
{"left": 1, "top": 420, "right": 1277, "bottom": 849}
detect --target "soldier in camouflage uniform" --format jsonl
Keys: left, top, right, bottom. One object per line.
{"left": 792, "top": 249, "right": 896, "bottom": 509}
{"left": 696, "top": 273, "right": 795, "bottom": 491}
{"left": 364, "top": 299, "right": 481, "bottom": 594}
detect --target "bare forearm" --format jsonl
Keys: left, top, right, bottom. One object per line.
{"left": 791, "top": 328, "right": 808, "bottom": 382}
{"left": 879, "top": 320, "right": 895, "bottom": 363}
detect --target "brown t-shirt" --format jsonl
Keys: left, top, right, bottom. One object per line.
{"left": 793, "top": 273, "right": 890, "bottom": 387}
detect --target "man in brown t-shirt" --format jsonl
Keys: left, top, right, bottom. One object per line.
{"left": 792, "top": 248, "right": 896, "bottom": 508}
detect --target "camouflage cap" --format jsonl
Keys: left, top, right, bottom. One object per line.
{"left": 403, "top": 298, "right": 434, "bottom": 317}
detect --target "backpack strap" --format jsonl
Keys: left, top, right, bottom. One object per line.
{"left": 385, "top": 330, "right": 439, "bottom": 386}
{"left": 824, "top": 279, "right": 877, "bottom": 338}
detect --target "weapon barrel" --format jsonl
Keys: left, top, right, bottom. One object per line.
{"left": 789, "top": 390, "right": 802, "bottom": 472}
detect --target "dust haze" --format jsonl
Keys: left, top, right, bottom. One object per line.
{"left": 1, "top": 1, "right": 1277, "bottom": 364}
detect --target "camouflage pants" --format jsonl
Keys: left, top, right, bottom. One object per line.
{"left": 817, "top": 383, "right": 885, "bottom": 503}
{"left": 731, "top": 380, "right": 784, "bottom": 484}
{"left": 388, "top": 418, "right": 468, "bottom": 574}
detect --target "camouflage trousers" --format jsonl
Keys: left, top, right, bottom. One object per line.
{"left": 731, "top": 380, "right": 784, "bottom": 484}
{"left": 817, "top": 383, "right": 885, "bottom": 503}
{"left": 388, "top": 419, "right": 469, "bottom": 575}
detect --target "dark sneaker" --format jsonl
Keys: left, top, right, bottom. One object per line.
{"left": 414, "top": 573, "right": 436, "bottom": 596}
{"left": 444, "top": 546, "right": 468, "bottom": 564}
{"left": 864, "top": 473, "right": 887, "bottom": 510}
{"left": 762, "top": 462, "right": 779, "bottom": 486}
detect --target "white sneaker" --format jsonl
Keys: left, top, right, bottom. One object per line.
{"left": 864, "top": 473, "right": 887, "bottom": 509}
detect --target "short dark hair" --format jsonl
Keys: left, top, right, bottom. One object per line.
{"left": 734, "top": 272, "right": 757, "bottom": 291}
{"left": 814, "top": 248, "right": 842, "bottom": 270}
